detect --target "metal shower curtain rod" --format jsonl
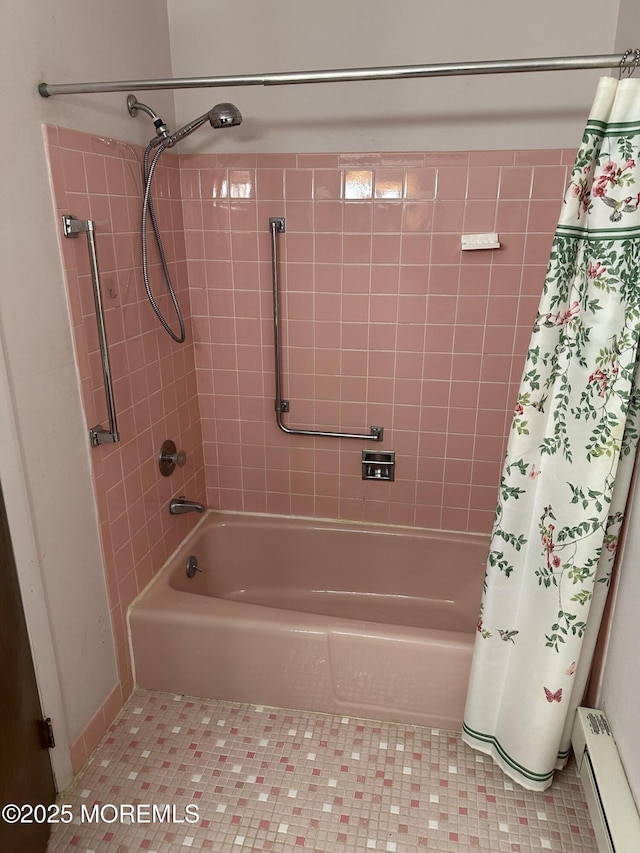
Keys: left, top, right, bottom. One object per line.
{"left": 38, "top": 52, "right": 638, "bottom": 98}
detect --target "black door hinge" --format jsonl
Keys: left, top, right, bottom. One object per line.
{"left": 41, "top": 717, "right": 56, "bottom": 749}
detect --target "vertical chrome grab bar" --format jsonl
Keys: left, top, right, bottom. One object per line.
{"left": 62, "top": 214, "right": 120, "bottom": 447}
{"left": 269, "top": 217, "right": 383, "bottom": 441}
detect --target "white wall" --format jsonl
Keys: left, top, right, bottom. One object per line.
{"left": 168, "top": 0, "right": 619, "bottom": 154}
{"left": 0, "top": 0, "right": 173, "bottom": 787}
{"left": 598, "top": 480, "right": 640, "bottom": 806}
{"left": 615, "top": 0, "right": 640, "bottom": 53}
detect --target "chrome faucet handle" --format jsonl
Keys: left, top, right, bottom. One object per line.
{"left": 159, "top": 439, "right": 187, "bottom": 476}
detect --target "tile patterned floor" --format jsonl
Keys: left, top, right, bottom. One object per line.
{"left": 48, "top": 691, "right": 597, "bottom": 852}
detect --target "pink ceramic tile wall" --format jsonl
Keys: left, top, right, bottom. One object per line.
{"left": 182, "top": 149, "right": 573, "bottom": 533}
{"left": 44, "top": 126, "right": 206, "bottom": 769}
{"left": 45, "top": 128, "right": 572, "bottom": 769}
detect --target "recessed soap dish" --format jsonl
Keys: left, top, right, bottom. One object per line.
{"left": 362, "top": 450, "right": 395, "bottom": 481}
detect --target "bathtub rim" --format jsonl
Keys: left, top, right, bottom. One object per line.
{"left": 128, "top": 508, "right": 490, "bottom": 614}
{"left": 127, "top": 509, "right": 489, "bottom": 678}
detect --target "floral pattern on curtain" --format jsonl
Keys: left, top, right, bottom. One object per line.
{"left": 462, "top": 76, "right": 640, "bottom": 791}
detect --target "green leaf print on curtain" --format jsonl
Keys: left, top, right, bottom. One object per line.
{"left": 462, "top": 75, "right": 640, "bottom": 791}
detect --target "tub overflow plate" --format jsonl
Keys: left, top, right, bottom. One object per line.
{"left": 185, "top": 555, "right": 203, "bottom": 578}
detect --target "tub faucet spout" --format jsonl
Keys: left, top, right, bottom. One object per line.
{"left": 169, "top": 496, "right": 205, "bottom": 515}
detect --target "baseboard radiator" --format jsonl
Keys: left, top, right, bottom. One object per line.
{"left": 571, "top": 708, "right": 640, "bottom": 853}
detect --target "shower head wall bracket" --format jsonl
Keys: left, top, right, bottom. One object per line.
{"left": 127, "top": 94, "right": 169, "bottom": 143}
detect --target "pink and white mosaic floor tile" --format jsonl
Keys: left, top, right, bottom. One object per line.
{"left": 48, "top": 691, "right": 596, "bottom": 852}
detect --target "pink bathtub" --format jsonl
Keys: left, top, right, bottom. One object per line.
{"left": 129, "top": 512, "right": 488, "bottom": 730}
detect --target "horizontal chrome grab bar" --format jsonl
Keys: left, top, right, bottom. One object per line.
{"left": 269, "top": 217, "right": 383, "bottom": 442}
{"left": 62, "top": 215, "right": 120, "bottom": 447}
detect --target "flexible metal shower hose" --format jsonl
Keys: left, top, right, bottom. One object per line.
{"left": 141, "top": 143, "right": 186, "bottom": 343}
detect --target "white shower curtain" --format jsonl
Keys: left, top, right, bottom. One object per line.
{"left": 462, "top": 76, "right": 640, "bottom": 790}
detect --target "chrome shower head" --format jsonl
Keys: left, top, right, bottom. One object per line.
{"left": 127, "top": 95, "right": 242, "bottom": 147}
{"left": 167, "top": 102, "right": 243, "bottom": 146}
{"left": 208, "top": 102, "right": 243, "bottom": 129}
